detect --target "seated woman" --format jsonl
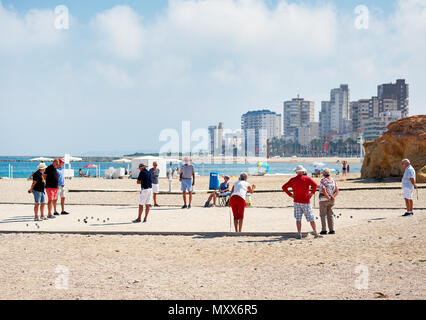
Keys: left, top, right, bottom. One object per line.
{"left": 204, "top": 176, "right": 231, "bottom": 207}
{"left": 78, "top": 169, "right": 88, "bottom": 178}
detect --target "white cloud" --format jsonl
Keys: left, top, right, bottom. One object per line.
{"left": 0, "top": 2, "right": 64, "bottom": 49}
{"left": 92, "top": 5, "right": 145, "bottom": 60}
{"left": 93, "top": 61, "right": 135, "bottom": 88}
{"left": 153, "top": 0, "right": 337, "bottom": 58}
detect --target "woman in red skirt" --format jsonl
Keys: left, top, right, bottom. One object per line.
{"left": 229, "top": 173, "right": 256, "bottom": 232}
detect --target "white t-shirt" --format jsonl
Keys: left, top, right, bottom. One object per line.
{"left": 231, "top": 180, "right": 251, "bottom": 200}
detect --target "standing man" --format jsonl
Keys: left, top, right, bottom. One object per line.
{"left": 318, "top": 168, "right": 339, "bottom": 235}
{"left": 45, "top": 159, "right": 59, "bottom": 219}
{"left": 180, "top": 157, "right": 195, "bottom": 209}
{"left": 401, "top": 159, "right": 417, "bottom": 216}
{"left": 54, "top": 158, "right": 70, "bottom": 215}
{"left": 28, "top": 163, "right": 47, "bottom": 221}
{"left": 149, "top": 162, "right": 160, "bottom": 207}
{"left": 133, "top": 164, "right": 153, "bottom": 223}
{"left": 282, "top": 165, "right": 321, "bottom": 239}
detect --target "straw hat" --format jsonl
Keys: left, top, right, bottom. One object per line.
{"left": 294, "top": 165, "right": 307, "bottom": 173}
{"left": 38, "top": 163, "right": 47, "bottom": 170}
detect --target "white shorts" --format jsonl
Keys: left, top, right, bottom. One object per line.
{"left": 139, "top": 188, "right": 153, "bottom": 206}
{"left": 152, "top": 184, "right": 159, "bottom": 194}
{"left": 56, "top": 186, "right": 66, "bottom": 199}
{"left": 403, "top": 188, "right": 414, "bottom": 200}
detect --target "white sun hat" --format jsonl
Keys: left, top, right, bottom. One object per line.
{"left": 38, "top": 163, "right": 47, "bottom": 170}
{"left": 294, "top": 165, "right": 307, "bottom": 173}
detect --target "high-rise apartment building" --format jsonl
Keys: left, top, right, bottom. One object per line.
{"left": 320, "top": 84, "right": 350, "bottom": 138}
{"left": 241, "top": 110, "right": 282, "bottom": 156}
{"left": 283, "top": 97, "right": 315, "bottom": 140}
{"left": 378, "top": 79, "right": 409, "bottom": 117}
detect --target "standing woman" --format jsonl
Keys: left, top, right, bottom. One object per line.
{"left": 229, "top": 173, "right": 256, "bottom": 233}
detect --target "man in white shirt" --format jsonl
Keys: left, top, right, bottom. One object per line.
{"left": 401, "top": 159, "right": 417, "bottom": 216}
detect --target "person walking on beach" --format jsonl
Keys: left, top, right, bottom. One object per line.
{"left": 28, "top": 163, "right": 47, "bottom": 221}
{"left": 401, "top": 159, "right": 417, "bottom": 216}
{"left": 45, "top": 159, "right": 59, "bottom": 219}
{"left": 53, "top": 158, "right": 70, "bottom": 216}
{"left": 204, "top": 175, "right": 231, "bottom": 207}
{"left": 134, "top": 164, "right": 153, "bottom": 223}
{"left": 149, "top": 162, "right": 160, "bottom": 207}
{"left": 180, "top": 157, "right": 195, "bottom": 209}
{"left": 229, "top": 173, "right": 255, "bottom": 232}
{"left": 342, "top": 161, "right": 347, "bottom": 177}
{"left": 319, "top": 168, "right": 339, "bottom": 235}
{"left": 282, "top": 165, "right": 320, "bottom": 239}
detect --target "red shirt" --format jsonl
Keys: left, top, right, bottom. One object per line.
{"left": 282, "top": 175, "right": 317, "bottom": 204}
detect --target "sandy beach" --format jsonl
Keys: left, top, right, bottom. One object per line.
{"left": 0, "top": 174, "right": 425, "bottom": 300}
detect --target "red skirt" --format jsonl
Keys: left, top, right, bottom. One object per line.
{"left": 230, "top": 195, "right": 246, "bottom": 220}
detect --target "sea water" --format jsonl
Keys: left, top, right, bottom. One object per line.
{"left": 0, "top": 156, "right": 361, "bottom": 179}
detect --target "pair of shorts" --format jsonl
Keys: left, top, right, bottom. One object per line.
{"left": 217, "top": 191, "right": 231, "bottom": 197}
{"left": 139, "top": 188, "right": 153, "bottom": 206}
{"left": 403, "top": 188, "right": 414, "bottom": 200}
{"left": 294, "top": 202, "right": 315, "bottom": 222}
{"left": 33, "top": 191, "right": 46, "bottom": 204}
{"left": 56, "top": 186, "right": 66, "bottom": 199}
{"left": 46, "top": 188, "right": 58, "bottom": 201}
{"left": 230, "top": 195, "right": 246, "bottom": 220}
{"left": 181, "top": 179, "right": 193, "bottom": 192}
{"left": 152, "top": 184, "right": 159, "bottom": 194}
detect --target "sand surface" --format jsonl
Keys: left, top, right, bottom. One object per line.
{"left": 0, "top": 174, "right": 425, "bottom": 300}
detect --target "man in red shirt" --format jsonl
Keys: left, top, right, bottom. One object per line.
{"left": 282, "top": 165, "right": 321, "bottom": 239}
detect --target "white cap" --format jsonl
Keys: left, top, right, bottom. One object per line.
{"left": 294, "top": 165, "right": 307, "bottom": 173}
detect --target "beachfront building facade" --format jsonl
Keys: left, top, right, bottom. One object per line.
{"left": 297, "top": 122, "right": 320, "bottom": 146}
{"left": 241, "top": 110, "right": 282, "bottom": 157}
{"left": 362, "top": 111, "right": 402, "bottom": 141}
{"left": 319, "top": 84, "right": 351, "bottom": 139}
{"left": 283, "top": 96, "right": 315, "bottom": 142}
{"left": 349, "top": 79, "right": 408, "bottom": 141}
{"left": 208, "top": 122, "right": 225, "bottom": 156}
{"left": 378, "top": 79, "right": 409, "bottom": 117}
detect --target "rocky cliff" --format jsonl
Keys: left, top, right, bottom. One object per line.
{"left": 361, "top": 115, "right": 426, "bottom": 182}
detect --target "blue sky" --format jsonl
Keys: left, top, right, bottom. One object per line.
{"left": 0, "top": 0, "right": 424, "bottom": 156}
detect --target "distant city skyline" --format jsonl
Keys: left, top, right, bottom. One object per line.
{"left": 1, "top": 0, "right": 425, "bottom": 155}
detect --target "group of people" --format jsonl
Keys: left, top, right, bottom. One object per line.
{"left": 28, "top": 158, "right": 69, "bottom": 221}
{"left": 29, "top": 157, "right": 418, "bottom": 235}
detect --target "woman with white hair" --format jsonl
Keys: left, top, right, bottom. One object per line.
{"left": 229, "top": 173, "right": 256, "bottom": 232}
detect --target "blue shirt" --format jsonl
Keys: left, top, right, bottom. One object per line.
{"left": 56, "top": 167, "right": 65, "bottom": 187}
{"left": 138, "top": 169, "right": 152, "bottom": 189}
{"left": 219, "top": 182, "right": 229, "bottom": 191}
{"left": 402, "top": 165, "right": 416, "bottom": 190}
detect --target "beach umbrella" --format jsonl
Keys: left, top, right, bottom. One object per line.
{"left": 30, "top": 157, "right": 54, "bottom": 162}
{"left": 84, "top": 163, "right": 97, "bottom": 168}
{"left": 312, "top": 162, "right": 327, "bottom": 167}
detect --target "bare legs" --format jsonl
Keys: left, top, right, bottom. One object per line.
{"left": 296, "top": 221, "right": 318, "bottom": 237}
{"left": 405, "top": 198, "right": 413, "bottom": 212}
{"left": 182, "top": 191, "right": 192, "bottom": 206}
{"left": 234, "top": 219, "right": 243, "bottom": 232}
{"left": 153, "top": 193, "right": 158, "bottom": 206}
{"left": 34, "top": 203, "right": 45, "bottom": 219}
{"left": 137, "top": 205, "right": 151, "bottom": 222}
